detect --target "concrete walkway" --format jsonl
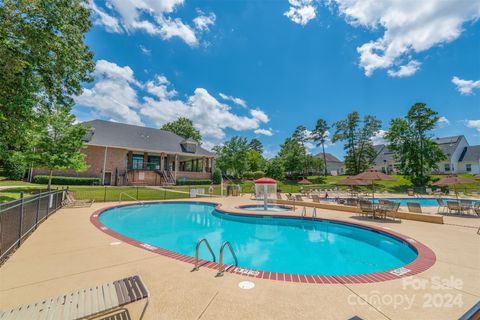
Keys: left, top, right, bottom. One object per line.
{"left": 0, "top": 196, "right": 479, "bottom": 319}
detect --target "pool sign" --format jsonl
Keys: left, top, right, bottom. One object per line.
{"left": 234, "top": 267, "right": 260, "bottom": 276}
{"left": 390, "top": 267, "right": 411, "bottom": 277}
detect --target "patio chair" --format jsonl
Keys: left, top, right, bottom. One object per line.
{"left": 407, "top": 202, "right": 422, "bottom": 213}
{"left": 436, "top": 198, "right": 448, "bottom": 213}
{"left": 447, "top": 201, "right": 462, "bottom": 214}
{"left": 64, "top": 191, "right": 95, "bottom": 208}
{"left": 311, "top": 194, "right": 321, "bottom": 203}
{"left": 0, "top": 275, "right": 149, "bottom": 320}
{"left": 459, "top": 200, "right": 473, "bottom": 214}
{"left": 295, "top": 195, "right": 304, "bottom": 202}
{"left": 359, "top": 201, "right": 375, "bottom": 219}
{"left": 276, "top": 193, "right": 283, "bottom": 200}
{"left": 474, "top": 203, "right": 480, "bottom": 217}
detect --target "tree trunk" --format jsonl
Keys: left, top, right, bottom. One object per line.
{"left": 48, "top": 169, "right": 53, "bottom": 191}
{"left": 322, "top": 143, "right": 327, "bottom": 176}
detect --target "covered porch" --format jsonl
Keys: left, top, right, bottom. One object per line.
{"left": 125, "top": 151, "right": 214, "bottom": 185}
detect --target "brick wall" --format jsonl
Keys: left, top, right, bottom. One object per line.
{"left": 175, "top": 171, "right": 212, "bottom": 180}
{"left": 33, "top": 145, "right": 128, "bottom": 185}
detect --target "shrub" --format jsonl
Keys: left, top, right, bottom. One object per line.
{"left": 33, "top": 175, "right": 101, "bottom": 185}
{"left": 252, "top": 171, "right": 265, "bottom": 179}
{"left": 3, "top": 154, "right": 27, "bottom": 180}
{"left": 212, "top": 168, "right": 222, "bottom": 184}
{"left": 176, "top": 179, "right": 212, "bottom": 186}
{"left": 243, "top": 171, "right": 254, "bottom": 180}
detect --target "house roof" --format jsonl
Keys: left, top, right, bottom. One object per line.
{"left": 434, "top": 135, "right": 464, "bottom": 159}
{"left": 458, "top": 145, "right": 480, "bottom": 162}
{"left": 372, "top": 135, "right": 466, "bottom": 164}
{"left": 82, "top": 120, "right": 215, "bottom": 157}
{"left": 315, "top": 152, "right": 343, "bottom": 163}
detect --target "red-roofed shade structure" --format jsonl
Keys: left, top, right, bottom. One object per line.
{"left": 254, "top": 177, "right": 277, "bottom": 184}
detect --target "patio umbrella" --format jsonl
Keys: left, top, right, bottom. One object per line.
{"left": 432, "top": 175, "right": 476, "bottom": 199}
{"left": 336, "top": 176, "right": 369, "bottom": 197}
{"left": 350, "top": 169, "right": 395, "bottom": 205}
{"left": 298, "top": 178, "right": 312, "bottom": 185}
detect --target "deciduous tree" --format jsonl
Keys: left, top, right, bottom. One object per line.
{"left": 332, "top": 112, "right": 381, "bottom": 175}
{"left": 30, "top": 106, "right": 88, "bottom": 189}
{"left": 0, "top": 0, "right": 94, "bottom": 161}
{"left": 385, "top": 103, "right": 446, "bottom": 185}
{"left": 161, "top": 117, "right": 202, "bottom": 143}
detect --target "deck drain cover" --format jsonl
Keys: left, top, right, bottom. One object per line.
{"left": 110, "top": 241, "right": 122, "bottom": 246}
{"left": 238, "top": 281, "right": 255, "bottom": 290}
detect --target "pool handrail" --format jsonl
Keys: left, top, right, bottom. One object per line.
{"left": 217, "top": 241, "right": 238, "bottom": 277}
{"left": 119, "top": 191, "right": 144, "bottom": 205}
{"left": 193, "top": 238, "right": 216, "bottom": 271}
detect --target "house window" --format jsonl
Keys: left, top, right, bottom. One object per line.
{"left": 132, "top": 154, "right": 144, "bottom": 169}
{"left": 148, "top": 156, "right": 161, "bottom": 170}
{"left": 466, "top": 164, "right": 472, "bottom": 172}
{"left": 444, "top": 164, "right": 450, "bottom": 172}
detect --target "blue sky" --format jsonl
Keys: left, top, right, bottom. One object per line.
{"left": 75, "top": 0, "right": 480, "bottom": 159}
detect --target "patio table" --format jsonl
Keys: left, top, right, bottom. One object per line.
{"left": 460, "top": 201, "right": 473, "bottom": 214}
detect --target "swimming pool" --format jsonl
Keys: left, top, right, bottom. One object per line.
{"left": 96, "top": 202, "right": 424, "bottom": 277}
{"left": 326, "top": 197, "right": 478, "bottom": 206}
{"left": 239, "top": 204, "right": 292, "bottom": 211}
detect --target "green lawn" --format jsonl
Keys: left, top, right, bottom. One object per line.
{"left": 1, "top": 173, "right": 478, "bottom": 204}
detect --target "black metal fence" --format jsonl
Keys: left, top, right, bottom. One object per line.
{"left": 0, "top": 189, "right": 65, "bottom": 264}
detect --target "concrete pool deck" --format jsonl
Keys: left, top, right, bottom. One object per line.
{"left": 0, "top": 195, "right": 479, "bottom": 319}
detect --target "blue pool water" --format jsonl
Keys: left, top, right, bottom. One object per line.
{"left": 239, "top": 204, "right": 292, "bottom": 211}
{"left": 99, "top": 202, "right": 417, "bottom": 275}
{"left": 326, "top": 197, "right": 478, "bottom": 207}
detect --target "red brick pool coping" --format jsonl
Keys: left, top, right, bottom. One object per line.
{"left": 90, "top": 201, "right": 436, "bottom": 284}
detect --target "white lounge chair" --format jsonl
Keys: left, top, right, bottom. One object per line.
{"left": 0, "top": 275, "right": 149, "bottom": 320}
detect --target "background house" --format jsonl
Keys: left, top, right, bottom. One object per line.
{"left": 315, "top": 152, "right": 344, "bottom": 175}
{"left": 371, "top": 135, "right": 479, "bottom": 174}
{"left": 32, "top": 120, "right": 216, "bottom": 186}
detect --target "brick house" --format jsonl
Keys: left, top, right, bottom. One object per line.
{"left": 32, "top": 120, "right": 216, "bottom": 186}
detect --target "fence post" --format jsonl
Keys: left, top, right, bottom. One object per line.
{"left": 136, "top": 186, "right": 139, "bottom": 200}
{"left": 104, "top": 186, "right": 107, "bottom": 202}
{"left": 18, "top": 192, "right": 24, "bottom": 247}
{"left": 46, "top": 190, "right": 51, "bottom": 218}
{"left": 35, "top": 191, "right": 41, "bottom": 229}
{"left": 164, "top": 187, "right": 166, "bottom": 200}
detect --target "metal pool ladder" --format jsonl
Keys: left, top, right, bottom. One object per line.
{"left": 216, "top": 241, "right": 238, "bottom": 277}
{"left": 192, "top": 238, "right": 216, "bottom": 271}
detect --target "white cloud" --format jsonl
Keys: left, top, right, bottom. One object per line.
{"left": 465, "top": 120, "right": 480, "bottom": 133}
{"left": 371, "top": 129, "right": 387, "bottom": 145}
{"left": 329, "top": 0, "right": 480, "bottom": 76}
{"left": 88, "top": 0, "right": 123, "bottom": 33}
{"left": 77, "top": 60, "right": 272, "bottom": 141}
{"left": 139, "top": 45, "right": 151, "bottom": 55}
{"left": 254, "top": 129, "right": 273, "bottom": 136}
{"left": 219, "top": 93, "right": 247, "bottom": 108}
{"left": 387, "top": 60, "right": 421, "bottom": 78}
{"left": 75, "top": 60, "right": 143, "bottom": 125}
{"left": 88, "top": 0, "right": 216, "bottom": 47}
{"left": 145, "top": 75, "right": 177, "bottom": 99}
{"left": 437, "top": 116, "right": 450, "bottom": 128}
{"left": 142, "top": 88, "right": 267, "bottom": 139}
{"left": 193, "top": 11, "right": 216, "bottom": 31}
{"left": 452, "top": 76, "right": 480, "bottom": 95}
{"left": 250, "top": 109, "right": 270, "bottom": 123}
{"left": 284, "top": 0, "right": 317, "bottom": 26}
